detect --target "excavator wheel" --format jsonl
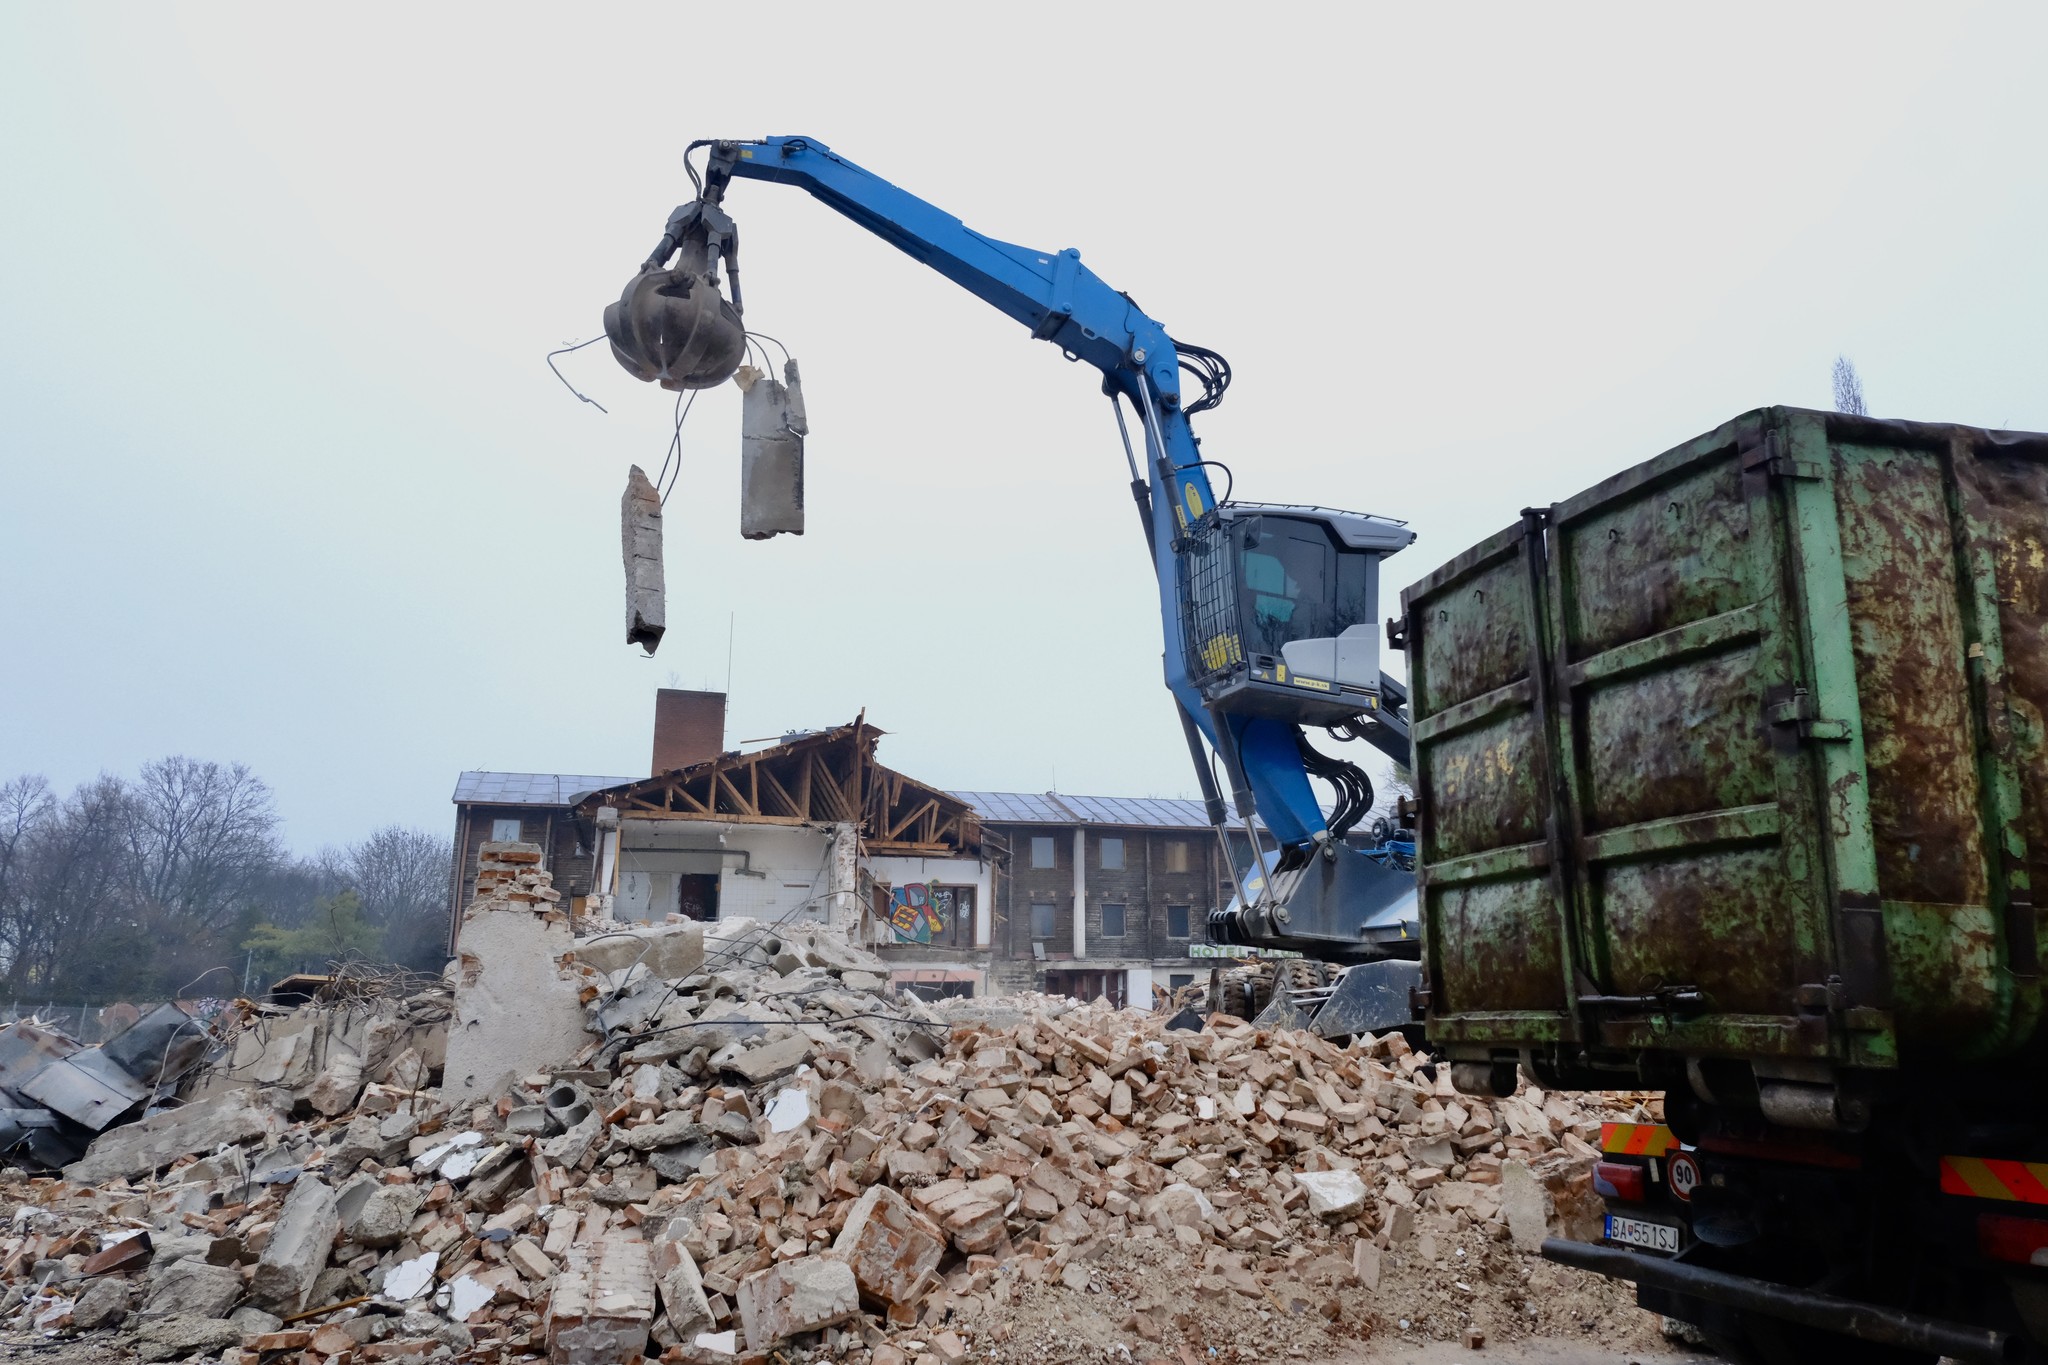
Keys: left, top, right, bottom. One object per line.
{"left": 1210, "top": 964, "right": 1266, "bottom": 1021}
{"left": 1246, "top": 958, "right": 1333, "bottom": 1017}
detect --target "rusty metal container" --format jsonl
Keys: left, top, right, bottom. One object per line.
{"left": 1402, "top": 407, "right": 2048, "bottom": 1093}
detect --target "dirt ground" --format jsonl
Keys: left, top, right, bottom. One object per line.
{"left": 949, "top": 1231, "right": 1694, "bottom": 1365}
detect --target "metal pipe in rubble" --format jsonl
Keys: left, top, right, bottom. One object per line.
{"left": 1540, "top": 1239, "right": 2020, "bottom": 1365}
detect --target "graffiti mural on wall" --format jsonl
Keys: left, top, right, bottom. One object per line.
{"left": 887, "top": 883, "right": 955, "bottom": 944}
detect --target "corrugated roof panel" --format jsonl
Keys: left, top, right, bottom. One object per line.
{"left": 949, "top": 790, "right": 1243, "bottom": 830}
{"left": 452, "top": 772, "right": 632, "bottom": 807}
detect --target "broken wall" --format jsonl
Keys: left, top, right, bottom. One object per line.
{"left": 442, "top": 842, "right": 590, "bottom": 1108}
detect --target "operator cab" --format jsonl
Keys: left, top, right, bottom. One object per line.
{"left": 1178, "top": 503, "right": 1415, "bottom": 726}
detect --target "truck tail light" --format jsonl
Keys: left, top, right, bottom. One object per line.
{"left": 1594, "top": 1160, "right": 1648, "bottom": 1203}
{"left": 1978, "top": 1212, "right": 2048, "bottom": 1267}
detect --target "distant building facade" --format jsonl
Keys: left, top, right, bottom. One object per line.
{"left": 957, "top": 792, "right": 1255, "bottom": 1007}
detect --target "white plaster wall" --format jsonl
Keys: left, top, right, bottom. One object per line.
{"left": 616, "top": 821, "right": 842, "bottom": 925}
{"left": 444, "top": 909, "right": 590, "bottom": 1108}
{"left": 866, "top": 855, "right": 992, "bottom": 947}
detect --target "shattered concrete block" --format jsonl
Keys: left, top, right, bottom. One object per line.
{"left": 1294, "top": 1169, "right": 1370, "bottom": 1220}
{"left": 736, "top": 1256, "right": 858, "bottom": 1352}
{"left": 546, "top": 1232, "right": 655, "bottom": 1365}
{"left": 134, "top": 1314, "right": 242, "bottom": 1362}
{"left": 250, "top": 1176, "right": 340, "bottom": 1313}
{"left": 727, "top": 1034, "right": 813, "bottom": 1083}
{"left": 70, "top": 1276, "right": 132, "bottom": 1330}
{"left": 341, "top": 1180, "right": 427, "bottom": 1248}
{"left": 141, "top": 1256, "right": 243, "bottom": 1319}
{"left": 65, "top": 1092, "right": 284, "bottom": 1184}
{"left": 650, "top": 1219, "right": 714, "bottom": 1338}
{"left": 570, "top": 921, "right": 705, "bottom": 981}
{"left": 829, "top": 1186, "right": 944, "bottom": 1308}
{"left": 303, "top": 1047, "right": 367, "bottom": 1117}
{"left": 541, "top": 1111, "right": 604, "bottom": 1170}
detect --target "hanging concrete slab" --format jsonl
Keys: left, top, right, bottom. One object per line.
{"left": 736, "top": 361, "right": 806, "bottom": 540}
{"left": 622, "top": 465, "right": 665, "bottom": 655}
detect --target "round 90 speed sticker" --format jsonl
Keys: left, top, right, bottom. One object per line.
{"left": 1667, "top": 1151, "right": 1701, "bottom": 1203}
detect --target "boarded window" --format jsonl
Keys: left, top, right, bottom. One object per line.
{"left": 1031, "top": 836, "right": 1057, "bottom": 869}
{"left": 1031, "top": 902, "right": 1056, "bottom": 938}
{"left": 490, "top": 818, "right": 522, "bottom": 842}
{"left": 1167, "top": 904, "right": 1191, "bottom": 937}
{"left": 1100, "top": 837, "right": 1124, "bottom": 870}
{"left": 1164, "top": 840, "right": 1190, "bottom": 873}
{"left": 1101, "top": 903, "right": 1126, "bottom": 936}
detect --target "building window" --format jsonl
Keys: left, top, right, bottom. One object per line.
{"left": 1031, "top": 902, "right": 1056, "bottom": 938}
{"left": 1167, "top": 903, "right": 1191, "bottom": 938}
{"left": 1031, "top": 836, "right": 1056, "bottom": 869}
{"left": 1101, "top": 903, "right": 1126, "bottom": 937}
{"left": 1100, "top": 836, "right": 1124, "bottom": 870}
{"left": 1170, "top": 973, "right": 1195, "bottom": 991}
{"left": 1164, "top": 839, "right": 1190, "bottom": 873}
{"left": 490, "top": 818, "right": 522, "bottom": 842}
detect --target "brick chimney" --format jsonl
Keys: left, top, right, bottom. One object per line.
{"left": 651, "top": 689, "right": 727, "bottom": 775}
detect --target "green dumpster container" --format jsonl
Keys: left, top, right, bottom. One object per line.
{"left": 1403, "top": 407, "right": 2047, "bottom": 1092}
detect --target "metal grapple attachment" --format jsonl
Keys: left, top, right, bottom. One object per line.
{"left": 603, "top": 267, "right": 746, "bottom": 392}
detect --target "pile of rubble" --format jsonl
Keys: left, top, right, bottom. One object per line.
{"left": 0, "top": 844, "right": 1660, "bottom": 1363}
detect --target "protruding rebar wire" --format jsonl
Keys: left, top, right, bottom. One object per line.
{"left": 547, "top": 336, "right": 610, "bottom": 413}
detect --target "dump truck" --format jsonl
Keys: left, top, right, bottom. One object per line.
{"left": 1402, "top": 406, "right": 2048, "bottom": 1363}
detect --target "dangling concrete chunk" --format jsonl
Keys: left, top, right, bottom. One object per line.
{"left": 736, "top": 360, "right": 806, "bottom": 539}
{"left": 622, "top": 465, "right": 665, "bottom": 655}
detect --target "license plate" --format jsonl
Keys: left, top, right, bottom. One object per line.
{"left": 1605, "top": 1213, "right": 1682, "bottom": 1253}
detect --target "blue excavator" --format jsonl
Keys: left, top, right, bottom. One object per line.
{"left": 601, "top": 137, "right": 1420, "bottom": 1025}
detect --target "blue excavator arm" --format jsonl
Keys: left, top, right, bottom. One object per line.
{"left": 694, "top": 135, "right": 1333, "bottom": 849}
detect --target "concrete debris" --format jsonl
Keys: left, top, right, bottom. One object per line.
{"left": 0, "top": 850, "right": 1655, "bottom": 1362}
{"left": 736, "top": 1255, "right": 858, "bottom": 1351}
{"left": 250, "top": 1176, "right": 341, "bottom": 1312}
{"left": 63, "top": 1091, "right": 286, "bottom": 1184}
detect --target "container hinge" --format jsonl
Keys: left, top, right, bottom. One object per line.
{"left": 1766, "top": 687, "right": 1852, "bottom": 742}
{"left": 1739, "top": 430, "right": 1823, "bottom": 482}
{"left": 1386, "top": 614, "right": 1409, "bottom": 652}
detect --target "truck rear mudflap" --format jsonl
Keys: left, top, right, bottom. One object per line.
{"left": 1541, "top": 1237, "right": 2021, "bottom": 1364}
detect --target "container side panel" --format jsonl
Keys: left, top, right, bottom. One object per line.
{"left": 1833, "top": 444, "right": 1989, "bottom": 907}
{"left": 1551, "top": 421, "right": 1831, "bottom": 1061}
{"left": 1427, "top": 719, "right": 1547, "bottom": 861}
{"left": 1972, "top": 453, "right": 2048, "bottom": 906}
{"left": 1562, "top": 457, "right": 1756, "bottom": 658}
{"left": 1433, "top": 877, "right": 1564, "bottom": 1014}
{"left": 1581, "top": 648, "right": 1775, "bottom": 832}
{"left": 1598, "top": 845, "right": 1802, "bottom": 1014}
{"left": 1417, "top": 554, "right": 1532, "bottom": 712}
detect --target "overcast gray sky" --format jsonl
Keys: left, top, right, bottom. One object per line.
{"left": 4, "top": 4, "right": 2045, "bottom": 852}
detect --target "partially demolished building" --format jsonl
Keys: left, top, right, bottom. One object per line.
{"left": 450, "top": 691, "right": 996, "bottom": 995}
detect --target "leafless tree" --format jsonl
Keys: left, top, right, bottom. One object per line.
{"left": 125, "top": 757, "right": 282, "bottom": 934}
{"left": 336, "top": 825, "right": 451, "bottom": 927}
{"left": 1833, "top": 356, "right": 1867, "bottom": 416}
{"left": 0, "top": 776, "right": 139, "bottom": 994}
